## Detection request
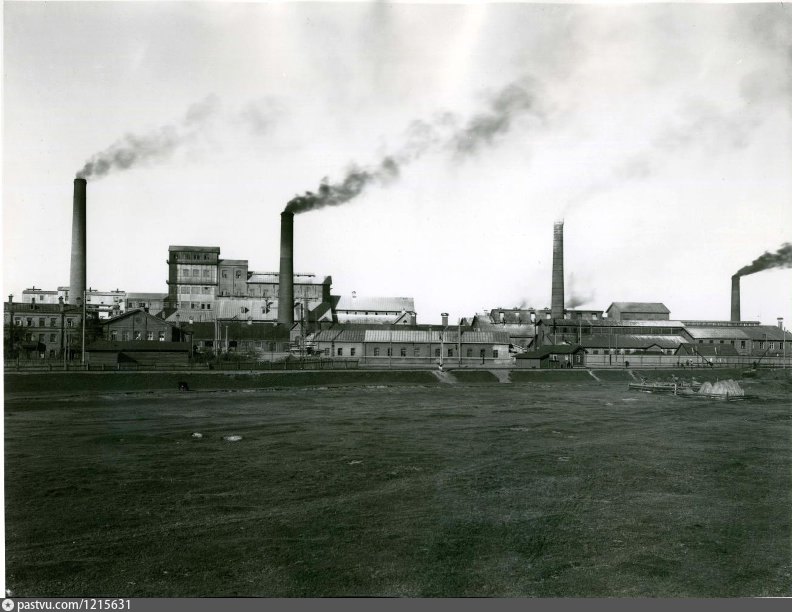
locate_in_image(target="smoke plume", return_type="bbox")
[76,95,221,180]
[734,243,792,277]
[285,77,547,214]
[284,157,400,214]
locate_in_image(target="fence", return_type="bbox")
[3,358,360,372]
[583,353,792,369]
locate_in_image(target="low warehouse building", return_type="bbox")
[361,329,511,366]
[515,345,585,369]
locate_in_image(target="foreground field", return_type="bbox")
[5,380,792,596]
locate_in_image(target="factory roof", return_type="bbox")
[740,326,792,341]
[168,245,220,253]
[126,292,168,300]
[218,259,248,266]
[311,329,368,343]
[547,318,685,328]
[676,343,741,357]
[579,335,686,349]
[606,302,670,314]
[22,288,58,295]
[683,327,751,340]
[103,308,179,327]
[363,329,510,344]
[5,302,81,314]
[247,273,331,285]
[335,296,415,312]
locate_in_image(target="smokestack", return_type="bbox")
[731,275,740,322]
[70,178,87,305]
[441,313,449,327]
[278,211,294,326]
[551,221,564,320]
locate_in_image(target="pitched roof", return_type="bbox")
[126,292,168,300]
[579,335,686,349]
[606,302,670,314]
[335,296,415,312]
[363,329,509,344]
[247,273,330,285]
[103,308,178,328]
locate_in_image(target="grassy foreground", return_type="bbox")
[5,380,792,596]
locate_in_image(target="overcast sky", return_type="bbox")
[4,1,791,325]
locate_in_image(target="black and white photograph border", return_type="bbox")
[3,0,792,601]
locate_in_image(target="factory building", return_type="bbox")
[126,292,168,316]
[4,297,88,359]
[605,302,670,321]
[515,345,586,369]
[19,287,60,305]
[680,322,791,356]
[332,295,416,325]
[100,309,188,343]
[184,321,291,359]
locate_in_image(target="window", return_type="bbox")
[191,303,196,309]
[38,333,44,342]
[67,319,73,328]
[400,347,407,357]
[110,330,118,340]
[235,270,242,279]
[413,347,420,357]
[207,303,212,310]
[387,348,392,357]
[448,348,453,357]
[222,270,228,279]
[14,318,21,326]
[350,348,356,356]
[269,342,276,351]
[159,332,165,341]
[593,349,599,355]
[740,341,746,348]
[435,348,440,357]
[146,331,154,341]
[467,349,473,358]
[337,348,343,356]
[134,331,142,340]
[203,270,211,278]
[373,347,380,356]
[493,350,499,358]
[201,304,205,310]
[193,269,199,277]
[26,317,32,326]
[38,317,45,326]
[50,318,56,327]
[241,307,246,314]
[758,341,765,349]
[122,331,129,341]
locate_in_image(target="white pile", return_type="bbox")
[223,435,243,442]
[698,379,744,397]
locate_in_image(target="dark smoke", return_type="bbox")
[76,95,222,180]
[451,79,544,156]
[286,78,546,214]
[734,243,792,277]
[285,157,399,214]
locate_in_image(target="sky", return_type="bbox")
[3,1,791,325]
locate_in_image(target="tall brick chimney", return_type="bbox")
[70,178,87,305]
[551,221,565,320]
[731,275,740,322]
[278,211,294,326]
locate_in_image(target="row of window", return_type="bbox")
[110,330,166,341]
[588,348,675,355]
[696,339,784,350]
[172,253,217,262]
[334,347,499,358]
[13,317,77,328]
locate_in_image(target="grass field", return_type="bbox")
[5,377,792,597]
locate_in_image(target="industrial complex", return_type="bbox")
[4,179,791,369]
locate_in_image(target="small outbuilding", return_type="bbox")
[515,344,586,369]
